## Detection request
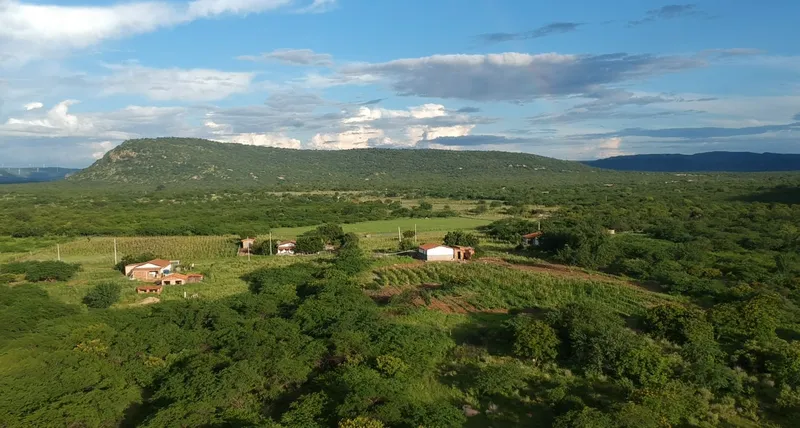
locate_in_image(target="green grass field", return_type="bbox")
[269,216,492,237]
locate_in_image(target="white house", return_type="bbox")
[277,241,296,255]
[417,243,455,261]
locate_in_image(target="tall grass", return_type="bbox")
[374,263,679,315]
[28,236,238,263]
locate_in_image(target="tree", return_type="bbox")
[443,230,479,247]
[398,239,417,252]
[83,283,121,309]
[296,233,325,254]
[510,317,560,363]
[333,245,371,276]
[401,230,415,239]
[115,253,158,273]
[342,232,360,248]
[316,223,345,245]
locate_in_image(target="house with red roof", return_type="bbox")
[125,259,173,281]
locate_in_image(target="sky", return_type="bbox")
[0,0,798,167]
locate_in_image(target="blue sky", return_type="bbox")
[0,0,798,167]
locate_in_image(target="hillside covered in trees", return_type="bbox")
[69,138,603,190]
[584,152,800,172]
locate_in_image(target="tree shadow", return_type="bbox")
[449,312,515,355]
[731,185,800,205]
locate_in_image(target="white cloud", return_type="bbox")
[594,137,628,158]
[102,63,254,101]
[87,140,115,159]
[23,101,43,110]
[228,132,302,149]
[238,48,333,66]
[0,0,325,65]
[294,0,336,13]
[311,103,475,149]
[187,0,292,18]
[0,1,182,65]
[3,100,99,137]
[0,100,183,139]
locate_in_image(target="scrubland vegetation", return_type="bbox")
[1,141,800,426]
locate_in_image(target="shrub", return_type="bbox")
[83,282,122,309]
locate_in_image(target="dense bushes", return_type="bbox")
[1,261,80,282]
[442,230,480,247]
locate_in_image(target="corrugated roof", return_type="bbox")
[522,232,543,239]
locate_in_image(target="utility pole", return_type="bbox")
[269,232,273,256]
[414,224,417,243]
[113,239,118,265]
[57,244,61,261]
[398,227,401,242]
[538,221,541,231]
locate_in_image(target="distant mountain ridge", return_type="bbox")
[0,167,78,184]
[69,137,601,190]
[583,152,800,172]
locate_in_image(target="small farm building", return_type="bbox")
[522,231,543,246]
[239,238,256,256]
[451,245,475,261]
[418,243,455,261]
[187,274,204,283]
[158,273,189,285]
[277,241,296,255]
[136,285,163,294]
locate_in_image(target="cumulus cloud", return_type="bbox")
[308,103,479,150]
[87,140,115,159]
[340,52,703,102]
[0,100,186,139]
[478,22,583,43]
[228,132,302,149]
[2,100,99,137]
[237,48,334,66]
[102,63,254,101]
[23,101,43,110]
